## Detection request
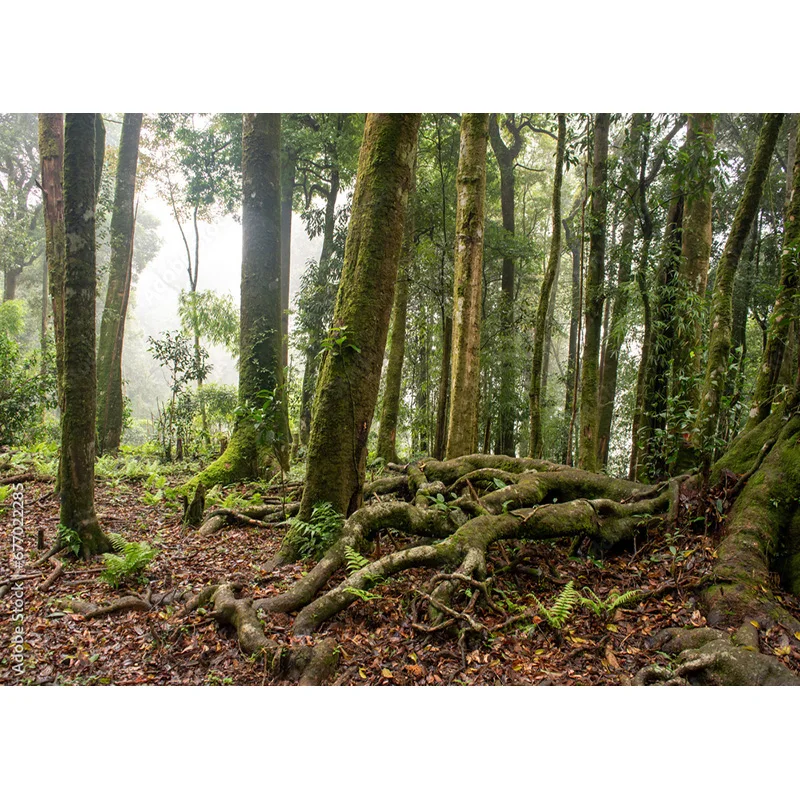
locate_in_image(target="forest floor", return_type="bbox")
[3,461,800,686]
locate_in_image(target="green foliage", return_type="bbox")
[344,545,370,574]
[58,525,83,557]
[99,533,157,589]
[530,581,580,630]
[178,289,239,357]
[0,302,56,447]
[343,586,381,602]
[286,502,343,559]
[580,587,641,617]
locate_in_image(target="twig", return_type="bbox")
[39,558,64,591]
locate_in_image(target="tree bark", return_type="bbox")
[59,114,109,557]
[445,114,490,459]
[296,114,420,525]
[671,113,715,471]
[597,114,647,467]
[529,114,566,457]
[488,115,525,456]
[96,113,143,455]
[280,146,297,372]
[748,120,800,427]
[578,114,610,472]
[377,154,416,463]
[38,114,66,412]
[696,113,784,468]
[186,114,289,492]
[434,314,453,461]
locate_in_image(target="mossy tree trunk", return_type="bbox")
[671,113,715,471]
[296,114,420,527]
[748,121,800,428]
[696,113,784,469]
[597,114,647,467]
[280,144,296,372]
[59,114,110,557]
[298,167,340,447]
[433,314,453,460]
[39,113,66,413]
[488,114,525,456]
[578,113,610,472]
[445,113,490,460]
[96,113,143,455]
[185,114,289,494]
[377,152,417,464]
[529,114,566,457]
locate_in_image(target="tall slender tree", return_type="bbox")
[96,113,143,455]
[377,152,417,463]
[185,114,288,493]
[445,113,489,459]
[59,113,109,557]
[295,114,420,528]
[529,114,566,457]
[696,113,784,467]
[578,113,610,471]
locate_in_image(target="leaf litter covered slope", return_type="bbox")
[2,474,800,686]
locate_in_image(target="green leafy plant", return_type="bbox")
[99,533,157,589]
[344,545,370,574]
[580,587,641,617]
[286,502,343,559]
[58,525,83,557]
[530,581,580,630]
[343,586,381,602]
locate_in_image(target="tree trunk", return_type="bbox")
[671,113,715,471]
[597,114,647,467]
[96,113,143,456]
[748,121,800,427]
[296,114,420,526]
[529,114,566,457]
[298,168,340,447]
[377,155,416,463]
[696,113,784,469]
[578,113,610,472]
[186,114,289,493]
[39,114,66,414]
[489,115,525,456]
[2,268,21,301]
[280,147,296,372]
[561,198,583,466]
[445,113,490,460]
[434,314,453,460]
[59,114,109,557]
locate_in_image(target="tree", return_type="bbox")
[376,151,417,463]
[59,113,110,557]
[293,113,420,534]
[696,113,784,468]
[578,113,610,471]
[185,114,288,493]
[529,114,566,457]
[747,121,800,428]
[96,113,143,455]
[445,114,490,459]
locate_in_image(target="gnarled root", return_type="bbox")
[634,623,800,686]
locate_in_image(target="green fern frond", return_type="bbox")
[531,581,579,629]
[343,586,381,602]
[100,535,157,589]
[344,545,370,574]
[287,502,343,559]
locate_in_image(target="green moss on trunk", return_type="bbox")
[298,114,421,526]
[96,113,143,455]
[60,114,109,557]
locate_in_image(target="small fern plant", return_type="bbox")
[580,587,641,617]
[100,533,157,589]
[287,502,343,559]
[530,581,580,630]
[344,545,370,574]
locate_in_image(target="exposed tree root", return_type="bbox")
[57,594,153,619]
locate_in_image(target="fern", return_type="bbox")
[287,502,343,559]
[531,581,580,630]
[343,586,381,602]
[100,533,157,589]
[344,545,370,574]
[580,586,641,617]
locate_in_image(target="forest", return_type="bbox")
[1,110,800,688]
